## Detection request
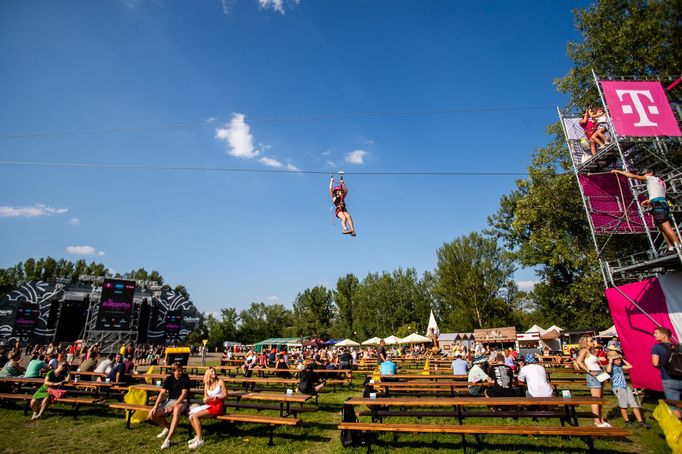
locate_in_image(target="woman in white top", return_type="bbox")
[188,367,227,449]
[576,335,610,427]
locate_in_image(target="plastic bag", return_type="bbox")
[653,400,682,453]
[123,387,149,424]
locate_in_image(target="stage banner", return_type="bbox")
[605,277,681,391]
[601,80,681,137]
[96,279,136,330]
[164,310,181,342]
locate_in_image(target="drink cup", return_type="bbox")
[156,380,162,387]
[562,390,572,399]
[105,377,111,383]
[369,393,377,400]
[286,388,293,395]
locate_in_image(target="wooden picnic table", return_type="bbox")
[345,396,607,426]
[367,374,468,381]
[239,392,316,417]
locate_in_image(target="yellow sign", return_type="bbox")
[202,339,208,346]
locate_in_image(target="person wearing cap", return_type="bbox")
[606,352,649,428]
[517,353,554,397]
[611,168,680,253]
[450,353,469,376]
[468,356,492,396]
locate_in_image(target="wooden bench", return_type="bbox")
[0,393,103,418]
[217,413,300,446]
[337,422,629,453]
[238,392,319,417]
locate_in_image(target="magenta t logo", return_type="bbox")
[601,81,681,137]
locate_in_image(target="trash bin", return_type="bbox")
[165,347,191,366]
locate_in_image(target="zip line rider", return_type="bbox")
[329,172,356,236]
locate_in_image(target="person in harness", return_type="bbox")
[330,172,356,236]
[611,168,680,254]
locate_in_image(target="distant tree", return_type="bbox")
[333,274,360,339]
[292,286,334,338]
[432,232,518,331]
[237,302,294,344]
[174,285,190,299]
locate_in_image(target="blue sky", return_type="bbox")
[0,0,589,315]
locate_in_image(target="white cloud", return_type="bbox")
[220,0,231,15]
[122,0,143,9]
[516,280,539,292]
[69,218,80,226]
[0,204,68,218]
[286,163,300,171]
[259,157,283,168]
[215,113,259,159]
[345,149,367,165]
[66,245,105,256]
[266,295,278,301]
[258,0,299,15]
[326,160,335,167]
[321,149,331,156]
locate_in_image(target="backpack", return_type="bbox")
[663,343,682,379]
[340,402,367,447]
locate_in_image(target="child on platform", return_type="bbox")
[605,352,650,429]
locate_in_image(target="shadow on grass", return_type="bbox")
[214,422,332,444]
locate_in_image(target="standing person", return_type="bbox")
[187,367,227,449]
[611,168,680,253]
[517,353,554,397]
[149,362,191,450]
[329,174,356,236]
[450,353,469,376]
[606,352,650,428]
[652,327,682,419]
[376,340,387,366]
[29,361,70,420]
[576,335,610,427]
[339,348,353,370]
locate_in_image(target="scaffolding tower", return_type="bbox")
[559,70,682,288]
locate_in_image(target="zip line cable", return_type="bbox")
[0,160,528,176]
[0,106,555,140]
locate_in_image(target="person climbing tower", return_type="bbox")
[329,171,356,237]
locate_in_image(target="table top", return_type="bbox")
[346,396,607,407]
[240,392,311,403]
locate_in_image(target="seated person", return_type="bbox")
[24,354,48,378]
[29,361,70,420]
[485,353,517,397]
[339,349,353,370]
[297,363,325,395]
[187,367,227,449]
[468,356,493,395]
[517,353,554,397]
[106,354,125,383]
[0,352,25,378]
[78,352,99,381]
[275,353,292,378]
[149,362,191,450]
[379,353,399,382]
[450,353,469,376]
[94,353,114,376]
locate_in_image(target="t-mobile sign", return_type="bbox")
[601,80,681,137]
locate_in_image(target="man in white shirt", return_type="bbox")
[518,353,554,397]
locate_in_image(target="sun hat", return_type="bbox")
[524,353,537,364]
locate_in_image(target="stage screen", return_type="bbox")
[96,279,135,330]
[164,310,181,341]
[13,302,39,336]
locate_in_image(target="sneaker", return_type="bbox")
[31,413,40,420]
[189,439,205,450]
[599,422,612,428]
[188,437,198,446]
[637,422,651,429]
[624,420,634,426]
[160,438,171,450]
[157,428,169,439]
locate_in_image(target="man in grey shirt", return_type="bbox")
[451,353,469,375]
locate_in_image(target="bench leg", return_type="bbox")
[267,425,275,447]
[73,403,81,420]
[461,434,467,454]
[126,410,135,429]
[584,436,595,454]
[24,399,30,416]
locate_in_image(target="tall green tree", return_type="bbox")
[333,274,360,339]
[488,0,681,329]
[237,302,294,344]
[292,286,334,338]
[432,232,518,331]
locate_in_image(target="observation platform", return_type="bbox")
[606,251,682,285]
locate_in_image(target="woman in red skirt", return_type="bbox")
[187,367,227,449]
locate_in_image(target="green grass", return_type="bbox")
[0,371,672,453]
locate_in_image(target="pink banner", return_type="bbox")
[605,278,677,391]
[601,81,681,137]
[578,173,653,233]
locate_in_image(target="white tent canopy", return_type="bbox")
[362,337,382,346]
[598,325,618,338]
[546,325,564,333]
[399,333,432,344]
[383,335,401,345]
[526,324,546,335]
[336,339,360,347]
[427,310,439,337]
